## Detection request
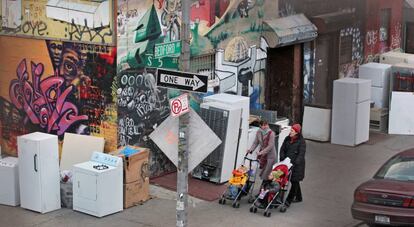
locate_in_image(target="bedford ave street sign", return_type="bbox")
[154,40,181,58]
[156,69,208,93]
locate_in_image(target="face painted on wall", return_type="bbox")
[47,41,63,69]
[60,48,80,86]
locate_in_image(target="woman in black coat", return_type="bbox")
[279,123,306,206]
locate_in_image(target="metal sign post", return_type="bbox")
[177,0,190,226]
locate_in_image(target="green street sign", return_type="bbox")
[154,40,181,58]
[145,54,179,69]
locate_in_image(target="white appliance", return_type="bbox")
[203,94,249,169]
[331,78,371,146]
[18,132,61,213]
[0,157,19,206]
[380,51,414,65]
[73,152,123,217]
[192,102,242,183]
[389,91,414,135]
[302,106,331,142]
[358,63,391,108]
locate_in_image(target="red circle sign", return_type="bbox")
[171,99,182,115]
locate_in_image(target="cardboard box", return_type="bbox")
[111,146,150,208]
[124,179,150,208]
[112,146,150,184]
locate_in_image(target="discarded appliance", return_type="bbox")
[0,157,19,206]
[203,94,250,171]
[192,102,242,183]
[331,78,371,146]
[18,132,61,213]
[72,152,123,217]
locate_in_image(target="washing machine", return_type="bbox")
[72,152,123,217]
[0,157,19,206]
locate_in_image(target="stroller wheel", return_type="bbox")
[222,199,226,205]
[280,206,287,213]
[218,199,223,204]
[249,207,254,213]
[235,202,240,208]
[266,212,271,217]
[253,207,257,213]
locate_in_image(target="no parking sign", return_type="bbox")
[169,93,189,117]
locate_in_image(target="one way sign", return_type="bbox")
[156,69,208,93]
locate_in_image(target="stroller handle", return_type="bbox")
[244,154,259,162]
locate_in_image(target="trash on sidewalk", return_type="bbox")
[111,146,150,208]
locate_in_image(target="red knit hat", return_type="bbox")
[292,124,301,133]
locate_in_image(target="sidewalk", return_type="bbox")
[1,133,413,227]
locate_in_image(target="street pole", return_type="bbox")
[177,0,190,226]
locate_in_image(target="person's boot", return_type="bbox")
[292,197,302,203]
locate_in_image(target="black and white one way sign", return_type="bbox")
[156,69,208,93]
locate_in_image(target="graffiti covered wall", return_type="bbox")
[0,36,117,156]
[364,0,403,62]
[339,26,364,78]
[117,0,279,176]
[0,0,114,44]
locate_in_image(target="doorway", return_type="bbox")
[406,22,414,54]
[265,45,302,123]
[313,33,339,107]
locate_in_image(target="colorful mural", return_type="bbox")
[0,36,117,156]
[0,0,114,44]
[117,0,278,176]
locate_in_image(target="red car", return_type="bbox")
[351,148,414,226]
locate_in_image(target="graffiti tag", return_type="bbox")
[2,20,48,36]
[67,19,113,43]
[9,59,88,135]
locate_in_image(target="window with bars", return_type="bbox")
[190,52,216,79]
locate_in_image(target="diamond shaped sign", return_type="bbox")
[149,108,221,173]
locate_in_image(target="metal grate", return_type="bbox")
[190,52,216,80]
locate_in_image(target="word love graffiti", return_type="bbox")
[9,59,88,135]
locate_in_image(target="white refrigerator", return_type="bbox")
[18,132,61,213]
[203,94,250,169]
[331,78,371,146]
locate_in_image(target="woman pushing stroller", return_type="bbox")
[246,120,276,183]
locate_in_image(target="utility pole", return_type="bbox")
[177,0,190,226]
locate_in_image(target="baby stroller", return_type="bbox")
[249,158,292,217]
[218,156,259,208]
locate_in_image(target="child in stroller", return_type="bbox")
[250,158,292,217]
[219,156,259,208]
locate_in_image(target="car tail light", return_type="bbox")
[355,190,368,203]
[402,198,411,207]
[410,198,414,208]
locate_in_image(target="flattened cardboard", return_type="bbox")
[60,133,105,171]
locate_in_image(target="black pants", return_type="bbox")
[287,181,302,202]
